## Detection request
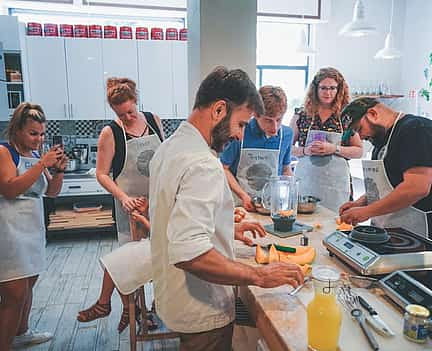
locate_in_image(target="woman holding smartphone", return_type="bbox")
[0,102,67,350]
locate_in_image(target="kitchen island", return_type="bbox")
[235,206,431,351]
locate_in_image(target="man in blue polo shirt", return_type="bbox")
[220,86,294,211]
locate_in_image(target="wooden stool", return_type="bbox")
[128,285,179,351]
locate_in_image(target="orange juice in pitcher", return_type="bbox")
[307,265,342,351]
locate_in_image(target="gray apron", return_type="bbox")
[363,112,431,237]
[0,153,48,282]
[114,121,161,245]
[236,128,282,201]
[295,120,350,212]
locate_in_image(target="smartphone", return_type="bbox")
[52,135,63,148]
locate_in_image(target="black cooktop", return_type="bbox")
[345,227,432,255]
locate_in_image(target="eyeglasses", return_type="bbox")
[318,85,338,92]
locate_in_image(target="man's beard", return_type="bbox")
[211,110,233,152]
[368,123,387,147]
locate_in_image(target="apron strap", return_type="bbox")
[143,112,163,142]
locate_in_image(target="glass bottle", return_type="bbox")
[307,265,342,351]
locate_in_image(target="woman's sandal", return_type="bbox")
[77,300,111,322]
[118,305,158,333]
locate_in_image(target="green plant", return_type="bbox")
[420,53,432,102]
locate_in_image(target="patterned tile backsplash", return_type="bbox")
[0,119,184,144]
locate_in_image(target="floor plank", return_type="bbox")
[19,233,179,351]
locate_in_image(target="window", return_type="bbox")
[256,21,310,123]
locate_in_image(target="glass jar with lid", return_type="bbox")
[403,304,430,343]
[307,265,342,351]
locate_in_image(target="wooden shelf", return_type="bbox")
[352,94,404,99]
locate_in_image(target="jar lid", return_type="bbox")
[312,265,340,282]
[405,304,430,318]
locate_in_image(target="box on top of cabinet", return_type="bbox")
[0,15,20,51]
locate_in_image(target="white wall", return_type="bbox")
[400,0,432,116]
[313,0,405,99]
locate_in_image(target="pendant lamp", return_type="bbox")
[296,25,316,56]
[375,0,401,59]
[339,0,376,37]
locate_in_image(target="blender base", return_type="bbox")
[263,222,313,238]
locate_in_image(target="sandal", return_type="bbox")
[77,300,111,322]
[117,306,158,333]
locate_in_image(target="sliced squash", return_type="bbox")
[255,245,269,264]
[278,246,316,265]
[337,222,353,231]
[299,263,312,276]
[268,244,279,263]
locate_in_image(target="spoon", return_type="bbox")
[288,276,312,296]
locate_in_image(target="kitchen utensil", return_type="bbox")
[350,225,390,244]
[298,195,320,214]
[65,158,81,172]
[262,176,299,232]
[347,275,379,289]
[358,295,395,337]
[252,243,297,253]
[338,285,380,350]
[289,276,311,296]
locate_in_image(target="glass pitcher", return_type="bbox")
[262,175,299,231]
[307,265,342,351]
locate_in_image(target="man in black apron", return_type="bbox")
[339,97,432,238]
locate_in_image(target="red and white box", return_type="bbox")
[179,28,188,41]
[44,23,58,37]
[165,28,178,40]
[74,24,89,38]
[119,26,133,39]
[27,22,42,36]
[136,27,149,40]
[151,27,164,40]
[60,24,74,37]
[89,25,102,38]
[104,25,118,39]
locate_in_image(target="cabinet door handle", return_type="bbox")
[68,186,81,189]
[175,103,178,117]
[70,104,73,119]
[63,104,67,119]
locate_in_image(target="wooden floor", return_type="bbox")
[20,232,179,351]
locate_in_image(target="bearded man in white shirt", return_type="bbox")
[149,67,304,351]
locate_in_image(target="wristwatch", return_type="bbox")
[335,145,341,155]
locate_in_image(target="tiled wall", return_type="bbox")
[0,119,184,142]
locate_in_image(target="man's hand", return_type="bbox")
[120,195,137,213]
[340,206,371,226]
[234,220,266,246]
[240,193,255,212]
[339,201,357,215]
[255,262,304,288]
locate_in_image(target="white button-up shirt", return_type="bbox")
[149,121,235,333]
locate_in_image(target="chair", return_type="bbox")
[128,285,179,351]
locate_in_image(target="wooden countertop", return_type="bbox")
[235,206,431,351]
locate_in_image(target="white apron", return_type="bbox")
[363,113,432,238]
[0,153,48,282]
[236,127,283,199]
[114,121,161,245]
[295,119,350,212]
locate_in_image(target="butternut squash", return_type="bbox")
[278,246,316,265]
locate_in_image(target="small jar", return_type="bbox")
[403,304,430,343]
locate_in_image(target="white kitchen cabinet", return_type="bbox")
[0,15,20,51]
[102,40,138,120]
[25,37,69,120]
[137,41,174,118]
[171,41,188,118]
[65,39,105,120]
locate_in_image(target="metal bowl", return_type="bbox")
[298,195,320,214]
[65,158,81,172]
[252,196,270,215]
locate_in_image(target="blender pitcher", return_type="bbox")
[262,176,299,232]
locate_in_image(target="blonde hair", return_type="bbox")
[6,102,46,145]
[258,85,287,117]
[304,67,350,117]
[106,77,137,107]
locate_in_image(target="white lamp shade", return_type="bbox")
[339,0,376,37]
[296,28,316,55]
[375,33,401,59]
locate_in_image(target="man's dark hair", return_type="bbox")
[193,66,264,115]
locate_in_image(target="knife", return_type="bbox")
[358,296,395,337]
